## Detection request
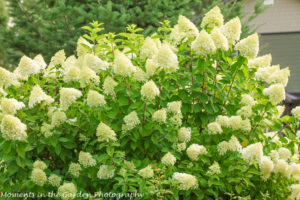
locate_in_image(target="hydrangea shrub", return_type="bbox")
[0,6,300,200]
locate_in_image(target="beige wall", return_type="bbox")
[244,0,300,33]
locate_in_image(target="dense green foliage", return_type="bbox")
[0,0,267,68]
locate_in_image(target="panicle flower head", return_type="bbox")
[221,17,241,45]
[41,122,53,138]
[87,90,106,107]
[229,116,243,130]
[207,122,223,134]
[177,142,187,152]
[240,94,255,107]
[191,30,216,57]
[79,66,100,87]
[96,122,117,142]
[186,144,207,161]
[68,162,81,177]
[154,44,178,72]
[255,65,279,82]
[51,110,67,127]
[269,67,290,86]
[263,83,285,105]
[84,54,108,73]
[78,151,96,168]
[274,105,285,118]
[123,111,140,131]
[207,162,221,175]
[133,67,147,82]
[1,114,27,141]
[103,76,118,97]
[178,127,191,142]
[235,33,259,59]
[64,66,80,83]
[248,54,272,69]
[167,101,182,114]
[58,183,77,200]
[290,163,300,179]
[140,37,159,59]
[217,141,230,155]
[291,106,300,120]
[33,160,47,170]
[145,59,159,77]
[242,142,263,163]
[113,50,136,77]
[260,156,274,181]
[141,80,160,101]
[14,56,41,80]
[237,106,252,118]
[216,115,230,128]
[29,85,54,108]
[170,113,183,126]
[161,152,177,166]
[228,136,242,152]
[48,174,61,187]
[269,150,279,163]
[201,6,224,29]
[60,88,82,110]
[77,37,92,57]
[31,169,47,187]
[273,159,290,178]
[33,54,47,70]
[289,184,300,200]
[152,109,167,123]
[138,165,154,178]
[170,15,199,42]
[211,28,228,51]
[97,165,115,180]
[0,98,25,114]
[172,172,198,190]
[278,147,291,161]
[0,67,19,88]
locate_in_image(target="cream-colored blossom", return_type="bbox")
[173,172,198,190]
[186,144,207,161]
[60,88,82,110]
[260,156,274,181]
[97,165,115,180]
[263,83,285,105]
[1,114,27,141]
[0,98,25,114]
[87,90,106,107]
[207,122,222,134]
[292,106,300,120]
[217,141,230,155]
[78,151,96,168]
[170,15,199,42]
[77,37,92,57]
[154,44,178,72]
[84,54,108,73]
[141,80,160,101]
[152,109,167,123]
[191,30,216,57]
[274,105,285,118]
[237,106,252,118]
[235,33,259,59]
[241,142,263,163]
[278,147,291,161]
[178,127,191,142]
[113,50,136,77]
[123,111,140,131]
[289,184,300,200]
[68,162,81,177]
[29,85,54,108]
[140,37,159,59]
[31,168,47,186]
[240,94,255,107]
[58,183,77,200]
[96,122,117,142]
[51,110,67,127]
[248,54,272,69]
[41,122,53,138]
[79,66,100,87]
[170,113,183,126]
[207,162,221,175]
[269,150,279,163]
[103,76,118,97]
[0,67,19,88]
[240,119,252,132]
[221,17,241,45]
[145,59,159,77]
[138,165,154,178]
[201,6,224,29]
[161,152,177,166]
[229,116,242,130]
[228,136,242,152]
[177,142,187,152]
[268,67,290,86]
[33,160,47,170]
[14,56,41,80]
[133,67,147,82]
[167,101,182,114]
[48,174,61,187]
[33,54,47,70]
[216,115,230,128]
[273,159,290,178]
[211,28,228,51]
[64,66,80,83]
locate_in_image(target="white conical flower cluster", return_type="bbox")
[29,85,54,108]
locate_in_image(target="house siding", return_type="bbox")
[244,0,300,33]
[259,33,300,92]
